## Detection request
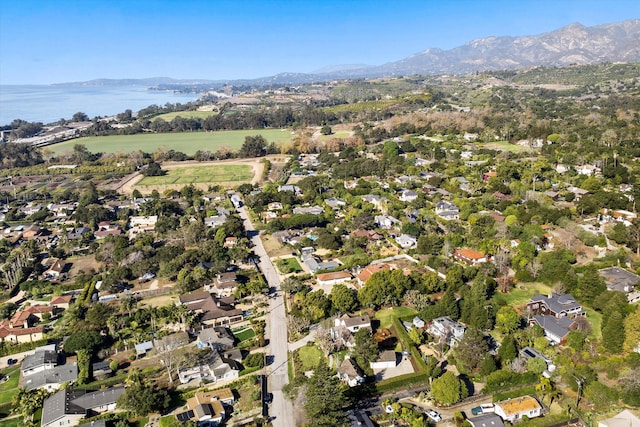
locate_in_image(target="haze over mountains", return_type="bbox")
[61,19,640,88]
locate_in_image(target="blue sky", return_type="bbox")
[1,0,639,85]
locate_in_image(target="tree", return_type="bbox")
[240,135,267,157]
[304,361,349,427]
[281,277,307,295]
[64,330,102,354]
[330,284,358,313]
[496,306,521,334]
[431,371,468,405]
[142,161,164,176]
[353,328,378,368]
[72,112,89,122]
[117,382,171,416]
[602,311,625,353]
[498,334,518,364]
[358,269,411,307]
[526,357,547,375]
[624,306,640,352]
[453,328,488,374]
[320,125,332,135]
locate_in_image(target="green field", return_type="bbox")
[296,345,323,370]
[137,165,253,186]
[476,140,532,153]
[50,129,292,155]
[375,307,417,329]
[152,110,218,121]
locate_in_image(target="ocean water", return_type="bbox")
[0,85,200,126]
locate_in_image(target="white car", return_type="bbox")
[385,405,394,413]
[427,410,442,422]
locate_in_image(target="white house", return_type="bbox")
[334,314,371,333]
[428,316,466,347]
[494,396,542,423]
[370,350,398,370]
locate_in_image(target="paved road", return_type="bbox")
[237,203,295,427]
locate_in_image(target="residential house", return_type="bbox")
[50,295,73,310]
[22,347,58,376]
[267,202,283,211]
[598,410,640,427]
[399,189,419,202]
[94,222,122,239]
[175,388,235,426]
[324,197,346,210]
[44,258,67,280]
[134,341,154,357]
[428,316,466,347]
[435,201,460,220]
[351,229,383,241]
[362,194,387,211]
[24,362,78,391]
[334,314,371,333]
[206,272,238,297]
[494,396,542,423]
[375,214,399,229]
[180,291,243,327]
[128,215,157,238]
[527,294,585,319]
[177,349,240,384]
[204,214,227,228]
[0,323,43,343]
[197,326,235,350]
[8,309,38,329]
[454,248,489,266]
[576,164,601,175]
[468,414,505,427]
[529,315,575,345]
[567,186,590,201]
[370,350,398,370]
[599,267,639,302]
[41,387,124,427]
[293,205,324,215]
[67,226,91,241]
[395,234,417,249]
[223,237,237,248]
[316,271,353,286]
[277,185,301,195]
[337,357,366,387]
[22,224,42,240]
[357,263,391,286]
[47,202,77,218]
[91,361,113,378]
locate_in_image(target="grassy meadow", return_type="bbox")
[137,164,253,186]
[50,129,293,155]
[152,110,218,121]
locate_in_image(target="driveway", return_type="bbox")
[372,353,415,381]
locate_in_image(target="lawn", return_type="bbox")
[137,164,253,186]
[476,140,532,153]
[375,307,418,329]
[49,128,293,155]
[233,327,256,342]
[0,417,22,427]
[0,367,20,408]
[152,110,217,122]
[318,130,352,141]
[492,282,553,307]
[296,345,323,371]
[275,257,302,274]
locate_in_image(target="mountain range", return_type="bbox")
[59,19,640,87]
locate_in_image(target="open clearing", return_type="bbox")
[137,164,253,186]
[152,110,217,121]
[476,140,533,153]
[122,158,264,194]
[49,129,293,155]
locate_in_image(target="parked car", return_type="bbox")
[426,410,441,422]
[264,392,273,404]
[7,358,17,366]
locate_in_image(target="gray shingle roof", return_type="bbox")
[529,293,582,316]
[22,350,57,373]
[70,387,124,410]
[24,362,77,391]
[41,389,86,427]
[532,315,574,341]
